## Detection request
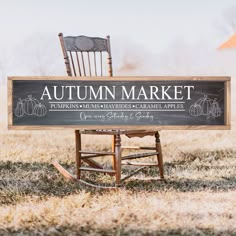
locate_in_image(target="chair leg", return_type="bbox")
[155,132,164,179]
[75,130,82,179]
[115,134,121,187]
[112,135,116,170]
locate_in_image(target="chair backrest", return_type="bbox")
[58,33,113,77]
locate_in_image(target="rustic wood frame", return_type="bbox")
[8,76,231,130]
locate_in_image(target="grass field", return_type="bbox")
[0,85,236,235]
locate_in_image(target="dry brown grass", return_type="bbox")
[1,85,236,235]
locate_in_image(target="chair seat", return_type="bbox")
[78,129,157,137]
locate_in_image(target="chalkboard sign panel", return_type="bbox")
[8,76,231,130]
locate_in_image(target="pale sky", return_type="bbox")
[0,0,235,53]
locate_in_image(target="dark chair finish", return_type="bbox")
[53,33,164,188]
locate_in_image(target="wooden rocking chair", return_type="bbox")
[53,33,164,188]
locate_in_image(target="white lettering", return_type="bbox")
[40,86,52,100]
[184,86,194,100]
[121,86,135,100]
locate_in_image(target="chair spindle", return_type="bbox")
[94,52,97,76]
[75,52,82,76]
[100,52,103,76]
[87,52,92,76]
[69,51,77,76]
[81,52,86,76]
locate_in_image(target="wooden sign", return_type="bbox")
[8,76,231,130]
